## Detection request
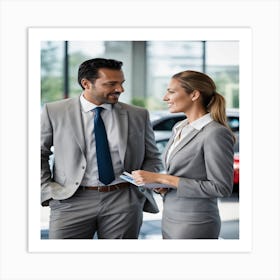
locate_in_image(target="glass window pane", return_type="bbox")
[206,41,239,108]
[146,41,204,110]
[41,41,64,104]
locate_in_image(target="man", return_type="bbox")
[41,58,162,239]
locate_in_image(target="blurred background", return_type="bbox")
[41,40,239,109]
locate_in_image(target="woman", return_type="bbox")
[132,70,234,239]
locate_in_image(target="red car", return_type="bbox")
[233,153,239,182]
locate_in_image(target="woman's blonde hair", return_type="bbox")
[172,70,232,132]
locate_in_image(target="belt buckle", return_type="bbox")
[97,186,103,192]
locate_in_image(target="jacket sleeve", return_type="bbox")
[141,110,163,173]
[41,104,62,206]
[177,126,234,198]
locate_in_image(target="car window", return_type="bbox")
[154,115,239,132]
[153,116,186,131]
[227,116,239,132]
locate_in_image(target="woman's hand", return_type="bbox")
[132,170,179,189]
[132,170,158,185]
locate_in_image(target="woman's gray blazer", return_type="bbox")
[162,120,234,239]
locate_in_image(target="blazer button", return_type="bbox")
[75,182,79,186]
[82,166,85,169]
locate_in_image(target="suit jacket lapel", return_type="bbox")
[113,103,128,165]
[165,128,200,169]
[162,131,175,166]
[66,97,86,154]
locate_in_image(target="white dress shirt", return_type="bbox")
[79,94,124,186]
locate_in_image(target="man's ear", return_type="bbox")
[81,78,91,90]
[191,90,200,101]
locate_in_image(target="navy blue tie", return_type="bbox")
[93,107,115,185]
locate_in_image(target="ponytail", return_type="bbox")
[208,92,235,142]
[207,92,227,126]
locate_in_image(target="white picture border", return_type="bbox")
[28,27,252,253]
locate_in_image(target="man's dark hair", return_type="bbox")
[78,58,123,89]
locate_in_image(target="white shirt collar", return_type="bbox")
[80,93,112,112]
[174,113,213,132]
[190,113,213,130]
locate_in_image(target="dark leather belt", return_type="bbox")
[80,182,131,192]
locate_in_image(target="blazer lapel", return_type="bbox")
[165,128,200,169]
[113,103,128,165]
[162,131,176,166]
[66,97,86,154]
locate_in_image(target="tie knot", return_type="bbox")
[94,107,104,116]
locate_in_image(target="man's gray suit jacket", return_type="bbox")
[41,96,162,213]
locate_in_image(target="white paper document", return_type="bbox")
[120,171,174,189]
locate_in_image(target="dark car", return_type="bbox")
[150,109,239,193]
[151,108,239,132]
